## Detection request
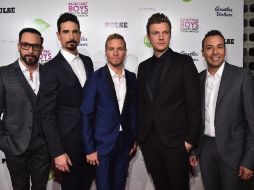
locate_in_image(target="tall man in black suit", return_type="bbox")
[189,30,254,190]
[0,28,50,190]
[40,13,94,190]
[137,13,201,190]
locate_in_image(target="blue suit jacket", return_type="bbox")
[81,65,137,156]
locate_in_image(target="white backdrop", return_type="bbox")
[0,0,243,189]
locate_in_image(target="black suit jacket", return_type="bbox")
[137,48,201,147]
[0,60,42,156]
[197,62,254,169]
[40,52,94,158]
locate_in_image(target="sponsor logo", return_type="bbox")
[139,8,157,11]
[33,19,50,32]
[79,36,88,47]
[215,6,233,17]
[139,7,168,12]
[0,7,15,13]
[180,18,199,33]
[39,49,52,64]
[225,38,234,44]
[180,50,199,62]
[68,2,88,17]
[105,22,128,28]
[144,36,152,48]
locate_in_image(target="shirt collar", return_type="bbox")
[207,61,225,78]
[18,58,39,73]
[107,64,125,78]
[153,48,169,63]
[60,48,79,63]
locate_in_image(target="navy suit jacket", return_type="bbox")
[81,65,137,156]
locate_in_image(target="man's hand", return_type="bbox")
[239,165,253,180]
[86,151,99,166]
[185,141,193,153]
[189,155,199,167]
[55,153,72,172]
[129,142,138,156]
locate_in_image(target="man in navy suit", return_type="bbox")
[40,13,94,190]
[81,33,137,190]
[190,30,254,190]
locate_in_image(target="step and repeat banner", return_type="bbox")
[0,0,243,189]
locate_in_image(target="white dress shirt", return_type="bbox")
[204,62,225,137]
[18,59,40,95]
[60,49,86,87]
[108,64,126,131]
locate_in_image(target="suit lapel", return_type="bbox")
[13,61,36,106]
[200,71,206,124]
[144,59,154,103]
[216,62,230,108]
[104,65,120,115]
[122,70,131,115]
[58,52,82,88]
[80,54,90,78]
[158,49,173,88]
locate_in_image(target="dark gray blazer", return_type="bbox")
[198,62,254,170]
[0,60,38,156]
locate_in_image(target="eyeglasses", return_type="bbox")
[20,42,42,51]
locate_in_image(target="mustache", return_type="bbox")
[66,40,78,45]
[24,55,37,59]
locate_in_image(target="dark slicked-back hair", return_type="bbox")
[19,28,43,45]
[146,13,171,35]
[105,33,127,50]
[202,30,225,50]
[57,12,80,33]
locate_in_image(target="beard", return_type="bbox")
[20,54,39,66]
[66,40,78,51]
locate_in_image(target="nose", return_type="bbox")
[27,46,34,53]
[159,33,164,40]
[213,47,218,54]
[113,49,118,56]
[69,32,74,40]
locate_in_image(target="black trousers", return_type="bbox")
[5,136,51,190]
[61,147,95,190]
[141,132,189,190]
[199,136,243,190]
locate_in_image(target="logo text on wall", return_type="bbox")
[215,6,233,17]
[105,22,128,28]
[79,36,88,47]
[0,7,15,13]
[39,50,52,64]
[180,18,199,33]
[181,51,199,62]
[68,2,88,17]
